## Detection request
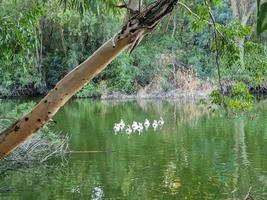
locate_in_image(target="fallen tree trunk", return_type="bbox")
[0,0,179,159]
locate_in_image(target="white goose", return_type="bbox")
[152,120,158,131]
[113,123,120,135]
[158,116,164,127]
[144,119,150,130]
[118,119,125,131]
[132,121,138,132]
[137,122,144,135]
[125,125,132,136]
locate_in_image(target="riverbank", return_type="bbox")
[100,89,212,100]
[0,86,214,101]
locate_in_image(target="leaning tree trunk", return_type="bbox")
[0,0,179,159]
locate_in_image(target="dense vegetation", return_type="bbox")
[0,0,266,99]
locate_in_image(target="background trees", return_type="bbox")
[230,0,256,65]
[0,0,266,98]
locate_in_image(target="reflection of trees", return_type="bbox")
[172,101,205,127]
[163,161,181,194]
[136,99,209,131]
[231,119,251,199]
[230,117,267,199]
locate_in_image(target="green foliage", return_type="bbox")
[209,89,223,105]
[0,0,45,96]
[244,41,267,85]
[221,21,252,39]
[202,2,263,112]
[191,5,209,32]
[218,21,252,67]
[0,0,266,102]
[227,82,254,110]
[210,0,222,6]
[0,1,42,61]
[257,0,267,35]
[4,102,36,119]
[76,82,101,98]
[218,22,266,87]
[59,0,122,15]
[105,53,137,94]
[209,81,254,111]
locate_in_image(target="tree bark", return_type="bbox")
[0,0,179,159]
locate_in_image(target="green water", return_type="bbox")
[0,99,267,199]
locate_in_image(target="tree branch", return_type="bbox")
[204,0,225,107]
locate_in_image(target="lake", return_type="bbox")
[0,99,267,199]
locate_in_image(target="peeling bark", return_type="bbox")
[0,0,179,159]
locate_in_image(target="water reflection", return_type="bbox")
[0,99,266,199]
[91,186,104,200]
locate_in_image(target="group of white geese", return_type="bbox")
[113,117,164,135]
